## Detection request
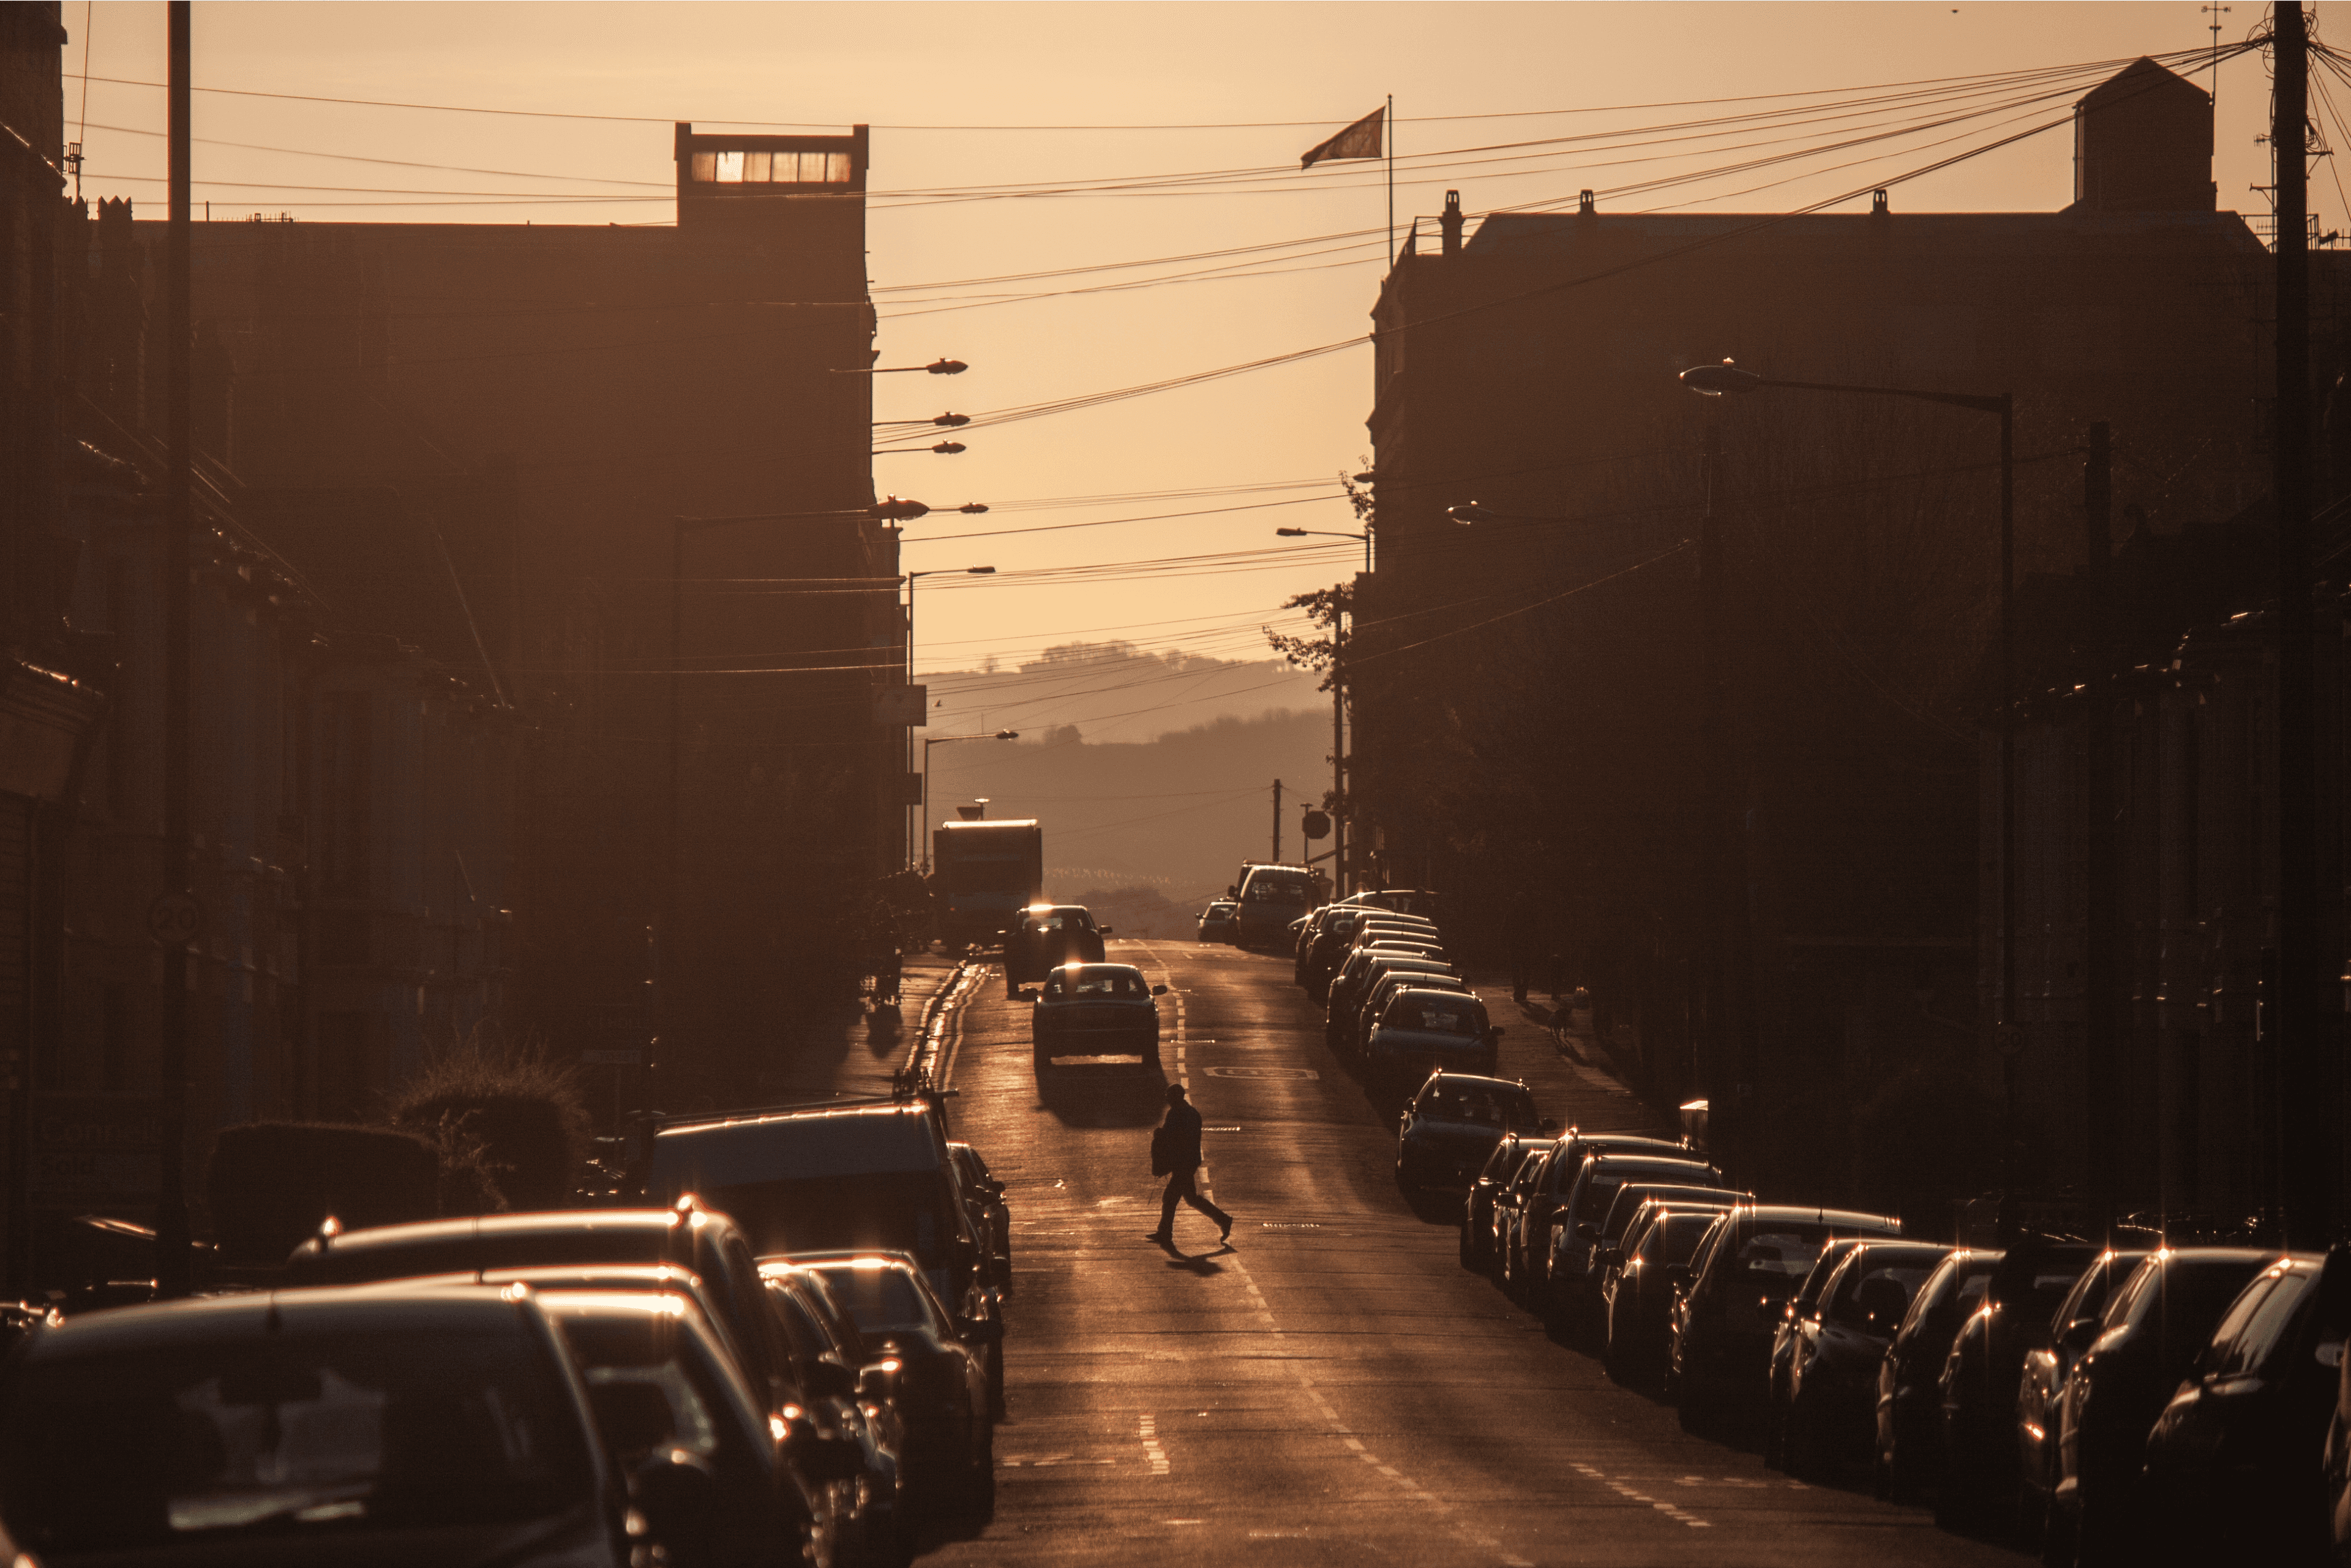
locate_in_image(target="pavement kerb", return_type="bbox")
[901,951,979,1082]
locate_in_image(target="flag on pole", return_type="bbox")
[1300,106,1384,169]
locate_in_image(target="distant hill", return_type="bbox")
[923,706,1334,909]
[921,640,1324,746]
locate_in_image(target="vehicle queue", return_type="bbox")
[1276,893,2351,1566]
[0,1089,1014,1568]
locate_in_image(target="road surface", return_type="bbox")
[899,938,2015,1567]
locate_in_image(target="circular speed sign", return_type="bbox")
[1300,809,1332,841]
[146,891,206,948]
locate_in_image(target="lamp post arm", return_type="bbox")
[1752,377,2007,417]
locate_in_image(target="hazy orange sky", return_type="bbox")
[66,2,2304,674]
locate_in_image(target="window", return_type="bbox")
[714,150,744,184]
[690,151,716,182]
[743,151,771,182]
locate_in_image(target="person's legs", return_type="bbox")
[1153,1172,1183,1238]
[1184,1186,1233,1236]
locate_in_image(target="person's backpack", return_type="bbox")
[1150,1122,1172,1177]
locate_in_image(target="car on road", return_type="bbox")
[1231,864,1324,949]
[1932,1239,2099,1529]
[948,1142,1011,1298]
[1197,901,1239,944]
[1669,1204,1905,1431]
[1463,1134,1551,1275]
[1003,904,1107,997]
[1540,1155,1729,1334]
[1871,1246,2001,1500]
[1763,1237,1868,1465]
[1507,1133,1692,1308]
[772,1253,998,1523]
[1030,962,1166,1070]
[0,1284,696,1568]
[1780,1240,1949,1482]
[1605,1202,1742,1388]
[2045,1246,2272,1565]
[1327,952,1458,1061]
[2013,1248,2150,1545]
[1394,1071,1553,1198]
[1363,986,1501,1093]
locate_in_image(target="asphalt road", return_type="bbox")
[900,938,2017,1567]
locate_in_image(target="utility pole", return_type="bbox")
[2273,0,2336,1248]
[2082,422,2120,1233]
[156,0,193,1298]
[1698,419,1730,1122]
[1332,658,1347,896]
[1272,779,1283,865]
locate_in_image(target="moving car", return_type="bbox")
[1394,1071,1553,1198]
[1231,864,1323,950]
[1197,901,1239,944]
[1030,962,1166,1070]
[771,1253,997,1523]
[0,1285,698,1568]
[1002,904,1106,997]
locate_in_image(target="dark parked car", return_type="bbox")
[1504,1133,1689,1307]
[1032,962,1166,1070]
[762,1265,916,1568]
[0,1285,684,1568]
[1395,1072,1551,1198]
[1932,1239,2100,1528]
[947,1142,1011,1299]
[2047,1247,2271,1565]
[1003,904,1106,996]
[1462,1133,1550,1275]
[1198,901,1239,945]
[1872,1247,2002,1501]
[1670,1204,1905,1430]
[541,1286,837,1568]
[2148,1249,2349,1562]
[1364,987,1501,1095]
[1605,1201,1743,1387]
[1300,908,1368,998]
[1541,1155,1729,1335]
[1764,1238,1869,1467]
[1329,953,1458,1060]
[1782,1241,1950,1481]
[774,1253,997,1522]
[2014,1248,2151,1545]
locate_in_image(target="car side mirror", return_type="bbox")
[1577,1223,1599,1242]
[1596,1246,1623,1272]
[958,1315,1005,1346]
[1152,985,1168,996]
[2321,1340,2345,1371]
[2061,1317,2101,1352]
[1099,926,1114,936]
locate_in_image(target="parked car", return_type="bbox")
[1232,864,1322,950]
[1463,1134,1549,1274]
[1782,1241,1950,1481]
[1327,953,1458,1060]
[1606,1201,1745,1388]
[2148,1248,2349,1561]
[1764,1238,1869,1466]
[1300,908,1368,998]
[1198,901,1239,945]
[773,1253,997,1523]
[1363,987,1501,1094]
[1488,1138,1558,1290]
[1871,1247,2003,1501]
[1031,962,1166,1070]
[2014,1248,2151,1545]
[1510,1135,1695,1309]
[1395,1072,1552,1198]
[540,1286,838,1568]
[1346,968,1469,1068]
[1670,1204,1905,1431]
[1002,904,1106,996]
[0,1285,688,1568]
[947,1142,1011,1298]
[1541,1155,1730,1335]
[2046,1247,2272,1566]
[1933,1239,2100,1529]
[760,1264,915,1567]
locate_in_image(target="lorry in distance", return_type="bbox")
[933,819,1044,948]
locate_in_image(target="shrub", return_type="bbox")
[390,1038,591,1214]
[207,1122,438,1264]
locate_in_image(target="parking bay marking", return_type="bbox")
[1201,1065,1318,1081]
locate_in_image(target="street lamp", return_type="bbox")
[1274,525,1373,574]
[874,413,970,427]
[904,566,998,863]
[1676,356,2015,1166]
[833,358,968,375]
[871,442,967,457]
[921,730,1020,872]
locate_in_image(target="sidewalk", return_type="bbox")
[1470,969,1663,1131]
[749,950,965,1106]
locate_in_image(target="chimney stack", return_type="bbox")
[1439,190,1465,257]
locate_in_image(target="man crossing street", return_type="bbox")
[1147,1083,1232,1245]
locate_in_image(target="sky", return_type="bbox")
[61,2,2316,675]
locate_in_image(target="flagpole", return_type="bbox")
[1385,94,1395,276]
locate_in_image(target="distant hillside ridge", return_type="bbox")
[920,640,1322,747]
[923,706,1333,904]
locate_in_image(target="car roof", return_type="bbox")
[1390,984,1477,999]
[20,1282,543,1357]
[1727,1202,1904,1232]
[290,1207,691,1270]
[1419,1071,1532,1093]
[1050,962,1147,980]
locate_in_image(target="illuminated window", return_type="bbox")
[744,151,771,182]
[824,151,851,182]
[690,151,716,182]
[715,149,745,184]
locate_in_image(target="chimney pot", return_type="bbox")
[1439,190,1465,257]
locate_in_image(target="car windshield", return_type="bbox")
[1026,910,1089,932]
[1653,1212,1719,1266]
[1243,877,1312,904]
[1044,969,1147,999]
[702,1169,956,1268]
[552,1311,741,1470]
[1414,1082,1537,1129]
[806,1266,946,1340]
[1387,996,1483,1036]
[1734,1229,1835,1302]
[0,1325,589,1554]
[1829,1260,1941,1334]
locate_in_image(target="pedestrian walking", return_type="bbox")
[1147,1083,1232,1245]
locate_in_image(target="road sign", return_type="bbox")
[1995,1023,2027,1057]
[29,1093,161,1207]
[1301,809,1331,841]
[581,1049,643,1067]
[144,891,204,947]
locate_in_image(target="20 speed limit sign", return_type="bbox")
[146,892,205,947]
